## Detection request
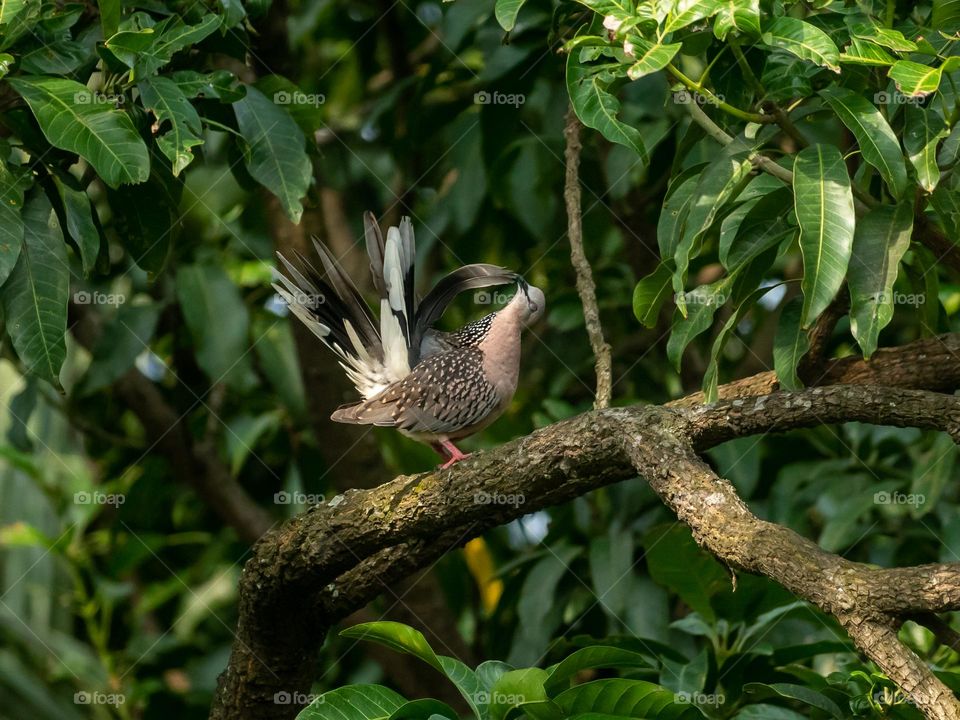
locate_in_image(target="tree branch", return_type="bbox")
[564,106,612,409]
[210,341,960,718]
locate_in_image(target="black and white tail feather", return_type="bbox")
[272,211,517,402]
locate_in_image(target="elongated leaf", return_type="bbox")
[743,683,843,718]
[566,52,646,162]
[849,23,916,52]
[847,203,913,358]
[904,104,947,193]
[545,647,657,694]
[703,283,773,401]
[494,0,526,31]
[233,86,312,223]
[171,69,245,102]
[77,302,159,396]
[820,86,907,198]
[673,150,753,315]
[98,0,120,37]
[773,297,809,390]
[139,76,203,175]
[8,76,149,187]
[666,278,730,370]
[1,191,69,387]
[839,37,895,67]
[644,525,727,622]
[0,0,29,26]
[657,171,700,259]
[107,173,178,275]
[0,163,28,285]
[889,58,960,97]
[719,187,793,270]
[52,176,99,275]
[106,14,220,78]
[793,144,855,327]
[762,17,840,73]
[296,685,406,720]
[341,622,487,719]
[625,38,681,80]
[663,0,721,34]
[713,0,760,40]
[175,263,253,387]
[555,679,700,718]
[489,668,548,720]
[633,262,672,328]
[933,0,960,28]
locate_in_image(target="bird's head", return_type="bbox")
[513,278,545,326]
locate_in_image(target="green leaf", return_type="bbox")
[341,622,443,673]
[743,683,843,718]
[659,648,707,696]
[139,76,203,175]
[98,0,120,37]
[663,0,721,35]
[566,51,647,162]
[839,37,896,67]
[847,203,913,359]
[8,76,150,188]
[0,163,28,285]
[341,622,487,719]
[107,174,178,275]
[233,86,312,223]
[672,149,753,315]
[848,23,916,52]
[170,69,245,102]
[793,144,855,327]
[296,685,407,720]
[719,187,793,271]
[666,278,730,371]
[175,263,253,387]
[633,262,673,328]
[494,0,526,31]
[0,191,69,387]
[546,647,657,694]
[489,668,548,720]
[644,525,728,622]
[625,38,682,80]
[904,104,947,193]
[819,86,908,199]
[888,58,960,97]
[0,52,12,78]
[105,14,220,78]
[933,0,960,28]
[733,705,808,720]
[554,679,700,719]
[713,0,760,40]
[509,544,580,667]
[773,296,809,390]
[76,302,160,396]
[0,0,29,26]
[703,283,774,402]
[910,433,956,518]
[657,171,700,260]
[19,39,92,75]
[762,17,840,73]
[51,176,100,275]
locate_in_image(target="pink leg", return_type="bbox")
[438,438,471,469]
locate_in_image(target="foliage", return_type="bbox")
[0,0,958,718]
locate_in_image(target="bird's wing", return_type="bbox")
[411,264,517,364]
[330,348,499,435]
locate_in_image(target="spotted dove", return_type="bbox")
[273,212,545,468]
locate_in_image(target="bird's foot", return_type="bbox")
[435,439,471,469]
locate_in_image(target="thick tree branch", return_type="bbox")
[211,356,960,719]
[564,106,612,408]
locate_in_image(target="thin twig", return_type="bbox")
[563,106,612,409]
